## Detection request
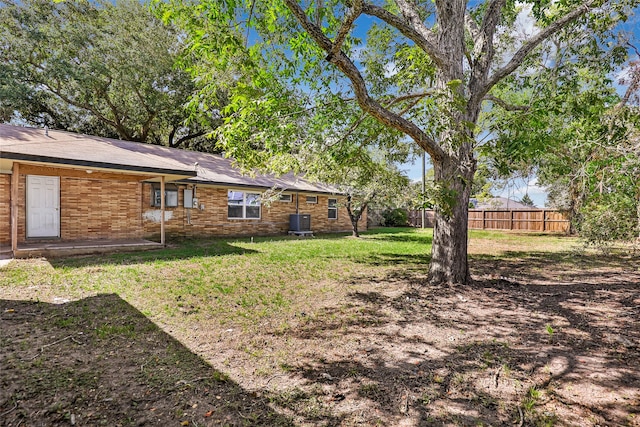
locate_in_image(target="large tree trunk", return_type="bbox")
[425,0,476,285]
[429,0,478,283]
[428,155,475,285]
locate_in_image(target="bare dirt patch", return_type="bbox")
[0,294,292,426]
[1,237,639,426]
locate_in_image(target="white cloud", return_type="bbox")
[384,61,398,78]
[493,2,546,72]
[513,3,537,40]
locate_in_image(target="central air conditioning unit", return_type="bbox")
[289,214,311,232]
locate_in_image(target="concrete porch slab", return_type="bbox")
[287,230,315,237]
[15,239,164,259]
[0,252,13,268]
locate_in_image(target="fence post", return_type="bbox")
[482,210,486,230]
[510,210,514,230]
[542,210,546,232]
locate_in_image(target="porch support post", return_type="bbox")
[160,176,165,246]
[10,162,19,255]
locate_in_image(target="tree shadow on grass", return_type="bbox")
[355,252,432,268]
[47,232,363,269]
[470,250,640,285]
[49,240,260,269]
[362,231,433,245]
[0,294,293,427]
[272,257,639,426]
[45,228,430,269]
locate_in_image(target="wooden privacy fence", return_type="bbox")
[409,209,570,233]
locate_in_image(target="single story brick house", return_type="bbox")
[0,124,365,257]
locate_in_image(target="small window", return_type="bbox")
[151,185,178,207]
[306,195,318,204]
[228,190,261,219]
[328,198,337,220]
[278,194,292,202]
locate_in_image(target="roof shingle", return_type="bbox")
[0,124,336,193]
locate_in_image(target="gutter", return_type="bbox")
[0,152,197,177]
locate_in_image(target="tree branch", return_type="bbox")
[482,0,596,100]
[476,0,505,60]
[41,80,122,132]
[361,2,447,68]
[172,130,208,148]
[168,126,178,147]
[283,0,446,162]
[615,72,640,111]
[484,94,529,111]
[245,0,256,47]
[328,91,433,149]
[468,0,506,109]
[132,86,157,142]
[140,113,157,142]
[614,44,640,110]
[464,12,480,45]
[327,0,363,60]
[383,90,436,105]
[396,96,425,117]
[102,91,133,140]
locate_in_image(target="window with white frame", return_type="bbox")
[228,190,261,219]
[151,185,178,207]
[328,198,338,219]
[306,195,318,204]
[278,194,292,202]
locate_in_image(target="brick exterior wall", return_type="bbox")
[12,174,144,244]
[142,184,367,239]
[3,170,366,247]
[0,174,10,246]
[293,194,358,234]
[59,178,144,241]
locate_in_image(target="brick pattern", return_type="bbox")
[142,185,367,239]
[12,175,144,243]
[0,174,10,246]
[4,171,367,247]
[293,194,358,234]
[59,178,143,241]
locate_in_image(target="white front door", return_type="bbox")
[27,175,60,238]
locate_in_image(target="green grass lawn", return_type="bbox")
[0,228,579,331]
[2,229,423,323]
[2,228,638,426]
